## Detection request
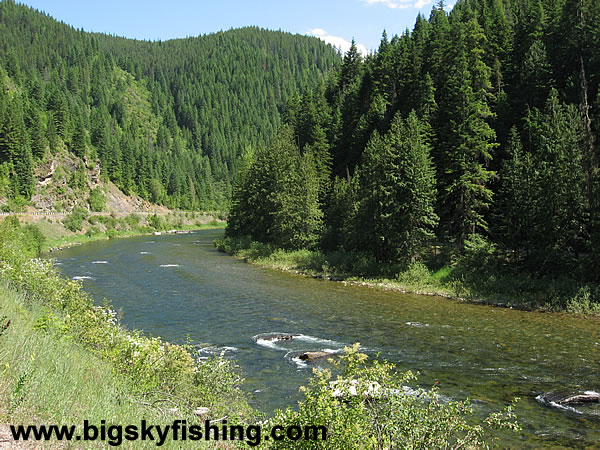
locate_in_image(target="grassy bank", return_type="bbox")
[215,236,600,316]
[0,282,193,448]
[27,210,226,253]
[0,217,252,448]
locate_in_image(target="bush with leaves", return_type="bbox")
[87,187,106,212]
[62,206,89,232]
[265,344,520,448]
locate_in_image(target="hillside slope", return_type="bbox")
[0,0,340,212]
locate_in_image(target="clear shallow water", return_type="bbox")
[53,230,600,447]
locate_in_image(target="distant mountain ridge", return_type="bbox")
[0,0,340,211]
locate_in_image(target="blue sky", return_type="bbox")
[20,0,450,54]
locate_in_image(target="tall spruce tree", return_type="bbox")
[520,89,587,272]
[353,111,437,262]
[437,18,497,247]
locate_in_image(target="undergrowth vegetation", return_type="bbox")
[265,344,520,449]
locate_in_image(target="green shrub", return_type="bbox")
[22,224,45,256]
[87,187,106,212]
[96,215,117,230]
[396,262,432,286]
[0,219,253,422]
[85,226,100,237]
[0,217,43,259]
[62,206,89,232]
[456,234,499,274]
[148,214,164,231]
[125,213,141,229]
[266,344,520,448]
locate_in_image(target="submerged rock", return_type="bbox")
[298,351,332,361]
[551,391,600,405]
[262,334,297,342]
[536,391,600,414]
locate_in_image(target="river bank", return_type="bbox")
[215,236,600,317]
[0,218,251,448]
[15,210,227,253]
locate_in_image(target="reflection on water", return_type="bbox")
[53,230,600,447]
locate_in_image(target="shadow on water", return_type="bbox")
[53,230,600,447]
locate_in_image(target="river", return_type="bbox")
[53,229,600,447]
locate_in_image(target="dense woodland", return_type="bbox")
[0,0,339,210]
[227,0,600,281]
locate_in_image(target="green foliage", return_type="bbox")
[227,126,323,249]
[0,216,44,259]
[87,187,106,212]
[354,111,438,262]
[148,214,164,231]
[0,1,339,211]
[0,213,252,425]
[225,0,600,286]
[62,206,89,232]
[496,91,586,273]
[22,224,45,256]
[266,344,520,448]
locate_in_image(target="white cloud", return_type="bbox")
[308,29,368,55]
[363,0,433,9]
[414,0,433,8]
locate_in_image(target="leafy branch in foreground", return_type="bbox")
[265,344,520,449]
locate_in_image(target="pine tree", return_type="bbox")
[13,141,35,198]
[437,19,497,248]
[510,89,587,272]
[494,126,537,262]
[387,111,438,262]
[353,112,437,262]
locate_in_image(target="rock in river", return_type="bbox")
[298,351,332,361]
[262,334,297,342]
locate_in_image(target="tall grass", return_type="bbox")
[0,217,253,447]
[0,283,193,448]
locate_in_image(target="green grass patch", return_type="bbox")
[0,283,186,448]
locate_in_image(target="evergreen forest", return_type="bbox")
[0,0,339,210]
[227,0,600,283]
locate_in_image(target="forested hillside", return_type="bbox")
[0,0,339,211]
[228,0,600,282]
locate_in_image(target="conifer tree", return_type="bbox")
[520,89,587,271]
[437,18,497,247]
[354,112,437,262]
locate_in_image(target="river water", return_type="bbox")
[53,230,600,447]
